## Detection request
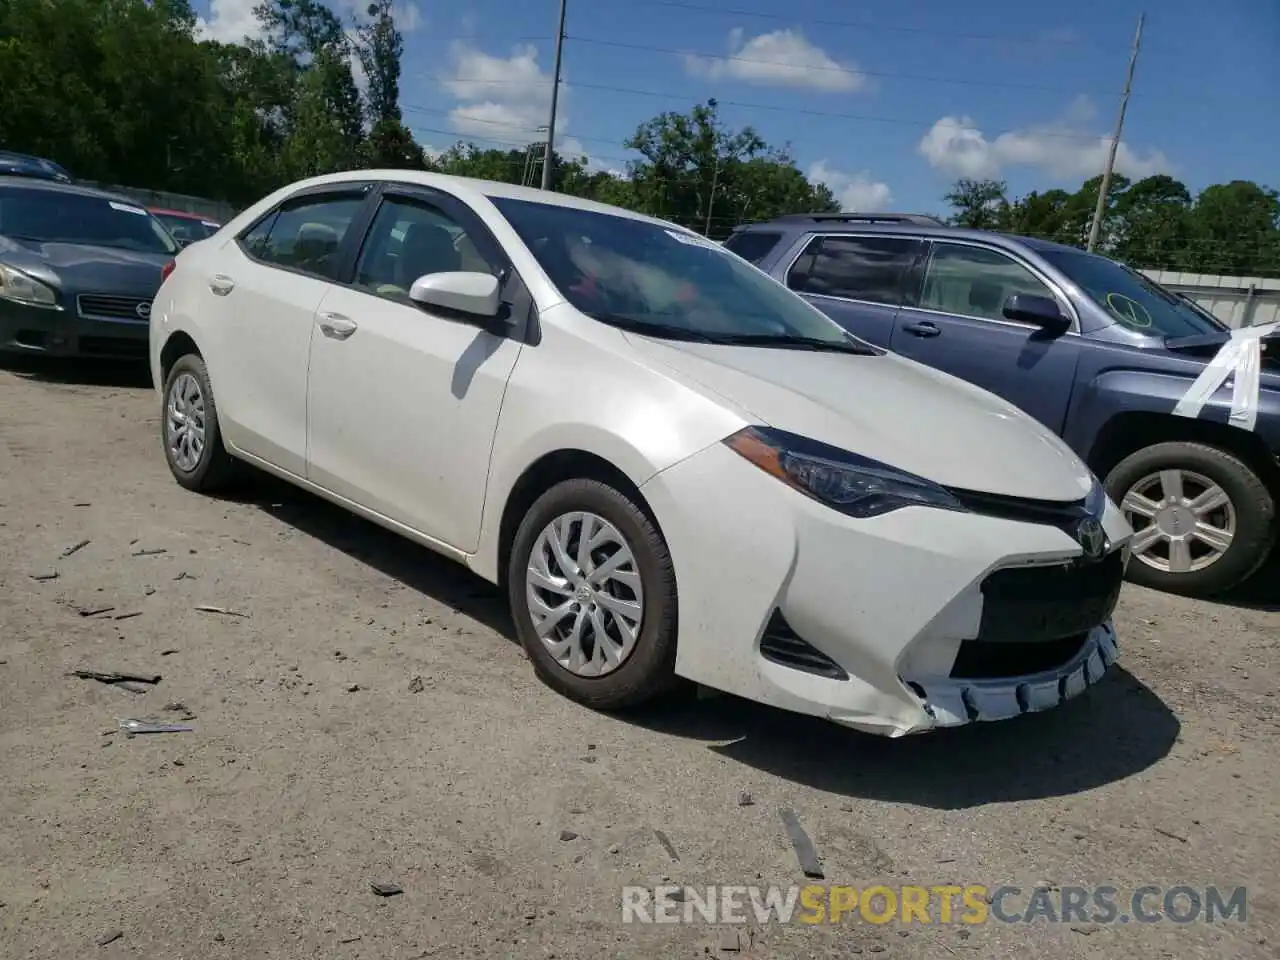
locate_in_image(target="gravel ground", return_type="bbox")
[0,358,1277,960]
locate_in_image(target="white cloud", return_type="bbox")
[685,28,865,93]
[392,2,424,32]
[918,97,1171,182]
[196,0,261,43]
[807,161,892,211]
[442,42,565,145]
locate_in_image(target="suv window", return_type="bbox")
[919,243,1057,323]
[722,230,783,265]
[787,235,920,306]
[243,194,364,281]
[354,196,492,301]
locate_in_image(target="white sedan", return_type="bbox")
[149,171,1132,736]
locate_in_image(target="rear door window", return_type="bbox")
[240,194,365,282]
[787,235,922,306]
[722,230,784,265]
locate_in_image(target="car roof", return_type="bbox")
[735,215,1084,256]
[0,175,144,206]
[275,169,692,231]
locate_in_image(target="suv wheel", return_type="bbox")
[1106,441,1276,597]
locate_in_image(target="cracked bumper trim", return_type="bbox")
[905,622,1118,728]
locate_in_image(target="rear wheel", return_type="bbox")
[162,353,237,493]
[1106,441,1276,597]
[507,478,679,710]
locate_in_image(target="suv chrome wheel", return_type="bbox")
[1122,468,1236,574]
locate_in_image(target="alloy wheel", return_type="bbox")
[165,371,206,473]
[1121,468,1237,574]
[524,511,645,677]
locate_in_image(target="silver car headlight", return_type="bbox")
[0,263,58,308]
[724,426,967,519]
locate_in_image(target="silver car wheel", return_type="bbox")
[165,372,206,473]
[525,511,645,677]
[1122,469,1236,574]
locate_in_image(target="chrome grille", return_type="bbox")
[77,294,152,321]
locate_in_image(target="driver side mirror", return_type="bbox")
[1003,293,1070,332]
[409,271,501,320]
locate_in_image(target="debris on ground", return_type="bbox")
[96,930,123,946]
[718,928,743,952]
[118,718,193,736]
[407,675,425,693]
[780,808,824,879]
[62,539,91,557]
[71,669,161,689]
[1154,826,1189,843]
[738,792,754,807]
[346,683,360,693]
[370,882,403,897]
[195,604,249,618]
[113,611,143,621]
[29,570,59,581]
[559,830,578,841]
[654,829,680,862]
[77,605,115,618]
[132,547,167,557]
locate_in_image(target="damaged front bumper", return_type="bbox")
[895,621,1118,733]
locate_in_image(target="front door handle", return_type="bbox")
[209,274,235,296]
[901,320,941,338]
[318,312,358,340]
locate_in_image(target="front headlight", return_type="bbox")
[0,263,58,308]
[724,426,966,519]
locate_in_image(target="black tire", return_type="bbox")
[1105,441,1276,597]
[507,478,679,710]
[161,353,238,493]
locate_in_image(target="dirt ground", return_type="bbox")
[0,358,1277,960]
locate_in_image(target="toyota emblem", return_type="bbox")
[136,301,152,320]
[1075,518,1107,561]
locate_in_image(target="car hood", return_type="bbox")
[627,334,1094,502]
[0,235,171,297]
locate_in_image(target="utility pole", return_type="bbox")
[540,0,568,191]
[1087,12,1144,253]
[703,98,720,236]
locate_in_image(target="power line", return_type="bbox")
[562,34,1124,97]
[602,0,1096,46]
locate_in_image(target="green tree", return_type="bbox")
[944,179,1008,229]
[356,0,423,168]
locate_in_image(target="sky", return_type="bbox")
[193,0,1279,214]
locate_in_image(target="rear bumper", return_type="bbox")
[0,301,149,359]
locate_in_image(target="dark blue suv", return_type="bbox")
[725,213,1280,598]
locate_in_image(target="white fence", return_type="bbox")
[1143,270,1280,329]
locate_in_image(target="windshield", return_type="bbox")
[152,212,221,243]
[1039,247,1223,338]
[489,196,856,346]
[0,186,178,254]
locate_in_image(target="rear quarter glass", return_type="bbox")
[723,230,785,265]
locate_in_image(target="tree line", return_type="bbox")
[2,0,1277,277]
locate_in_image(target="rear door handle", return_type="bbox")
[209,275,235,296]
[318,312,358,340]
[901,320,941,338]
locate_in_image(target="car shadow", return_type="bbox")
[224,473,516,641]
[625,668,1178,808]
[0,354,152,388]
[224,473,1179,808]
[1217,555,1280,612]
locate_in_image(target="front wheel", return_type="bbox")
[507,478,679,710]
[1106,441,1276,597]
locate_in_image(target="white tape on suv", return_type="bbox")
[1172,321,1278,433]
